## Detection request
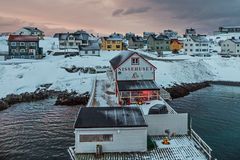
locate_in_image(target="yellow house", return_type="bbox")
[170,39,183,53]
[101,33,124,51]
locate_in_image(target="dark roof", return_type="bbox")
[79,41,100,51]
[110,51,136,69]
[8,35,39,42]
[110,51,156,70]
[56,31,90,40]
[230,39,240,44]
[118,80,159,91]
[74,107,147,128]
[131,36,144,42]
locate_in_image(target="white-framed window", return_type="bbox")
[92,51,95,54]
[20,42,25,46]
[11,49,17,53]
[85,51,88,54]
[131,57,139,65]
[29,49,35,53]
[31,42,36,46]
[20,49,25,53]
[11,42,16,46]
[80,134,113,142]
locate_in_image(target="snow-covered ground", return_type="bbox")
[0,36,240,98]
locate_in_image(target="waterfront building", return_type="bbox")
[74,107,148,153]
[7,35,43,59]
[14,27,44,39]
[220,38,240,56]
[109,51,160,105]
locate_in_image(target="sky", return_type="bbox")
[0,0,240,36]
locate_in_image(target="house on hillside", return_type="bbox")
[101,33,124,51]
[7,35,43,59]
[170,39,183,53]
[147,34,170,54]
[14,27,44,39]
[109,51,160,105]
[183,34,210,56]
[74,107,148,153]
[79,40,100,56]
[54,30,90,50]
[128,36,144,49]
[220,38,240,56]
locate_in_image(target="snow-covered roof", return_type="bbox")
[230,39,240,44]
[79,41,100,51]
[55,31,90,41]
[190,35,209,43]
[23,27,44,33]
[109,51,136,69]
[74,107,147,128]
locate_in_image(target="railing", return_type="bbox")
[159,88,172,101]
[190,129,212,160]
[86,77,97,107]
[160,97,177,114]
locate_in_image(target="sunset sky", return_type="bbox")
[0,0,239,36]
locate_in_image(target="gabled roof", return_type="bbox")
[74,107,147,128]
[55,31,90,40]
[8,35,39,42]
[189,35,209,43]
[23,27,44,33]
[118,80,159,91]
[109,51,156,70]
[131,36,144,42]
[229,39,240,44]
[79,40,100,51]
[148,34,169,41]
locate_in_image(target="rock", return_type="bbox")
[166,82,210,99]
[55,92,90,106]
[0,100,9,111]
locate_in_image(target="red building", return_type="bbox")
[109,51,160,105]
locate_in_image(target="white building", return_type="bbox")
[220,38,240,55]
[74,107,147,154]
[79,40,100,56]
[14,27,44,39]
[109,51,160,105]
[184,34,210,56]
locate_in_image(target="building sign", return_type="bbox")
[118,67,154,72]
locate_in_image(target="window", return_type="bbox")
[131,57,139,65]
[237,50,240,53]
[116,45,121,49]
[29,49,35,53]
[196,44,199,46]
[107,45,111,48]
[85,51,88,54]
[80,134,113,142]
[20,42,25,46]
[190,44,193,46]
[185,49,188,51]
[11,42,16,46]
[11,49,17,53]
[190,49,193,52]
[20,49,25,53]
[31,42,36,46]
[202,44,208,46]
[112,41,116,44]
[185,44,188,46]
[92,51,95,54]
[196,49,199,52]
[69,42,73,46]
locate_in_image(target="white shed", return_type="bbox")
[74,107,148,154]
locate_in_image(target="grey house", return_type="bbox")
[7,35,43,59]
[79,40,100,56]
[128,36,145,49]
[147,34,170,54]
[54,30,90,50]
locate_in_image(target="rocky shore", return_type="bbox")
[0,89,90,111]
[165,82,211,99]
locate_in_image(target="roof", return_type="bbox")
[74,107,147,128]
[79,41,100,51]
[229,39,240,44]
[110,51,157,70]
[131,36,144,42]
[189,35,209,43]
[148,34,169,41]
[23,27,43,33]
[56,31,90,41]
[117,80,159,91]
[8,35,39,42]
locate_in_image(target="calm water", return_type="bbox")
[169,84,240,160]
[0,99,80,160]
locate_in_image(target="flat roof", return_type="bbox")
[118,80,159,91]
[74,107,147,128]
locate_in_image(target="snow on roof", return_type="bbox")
[74,107,147,128]
[230,39,240,44]
[23,27,44,33]
[79,41,100,51]
[109,50,136,69]
[190,35,209,43]
[8,35,39,42]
